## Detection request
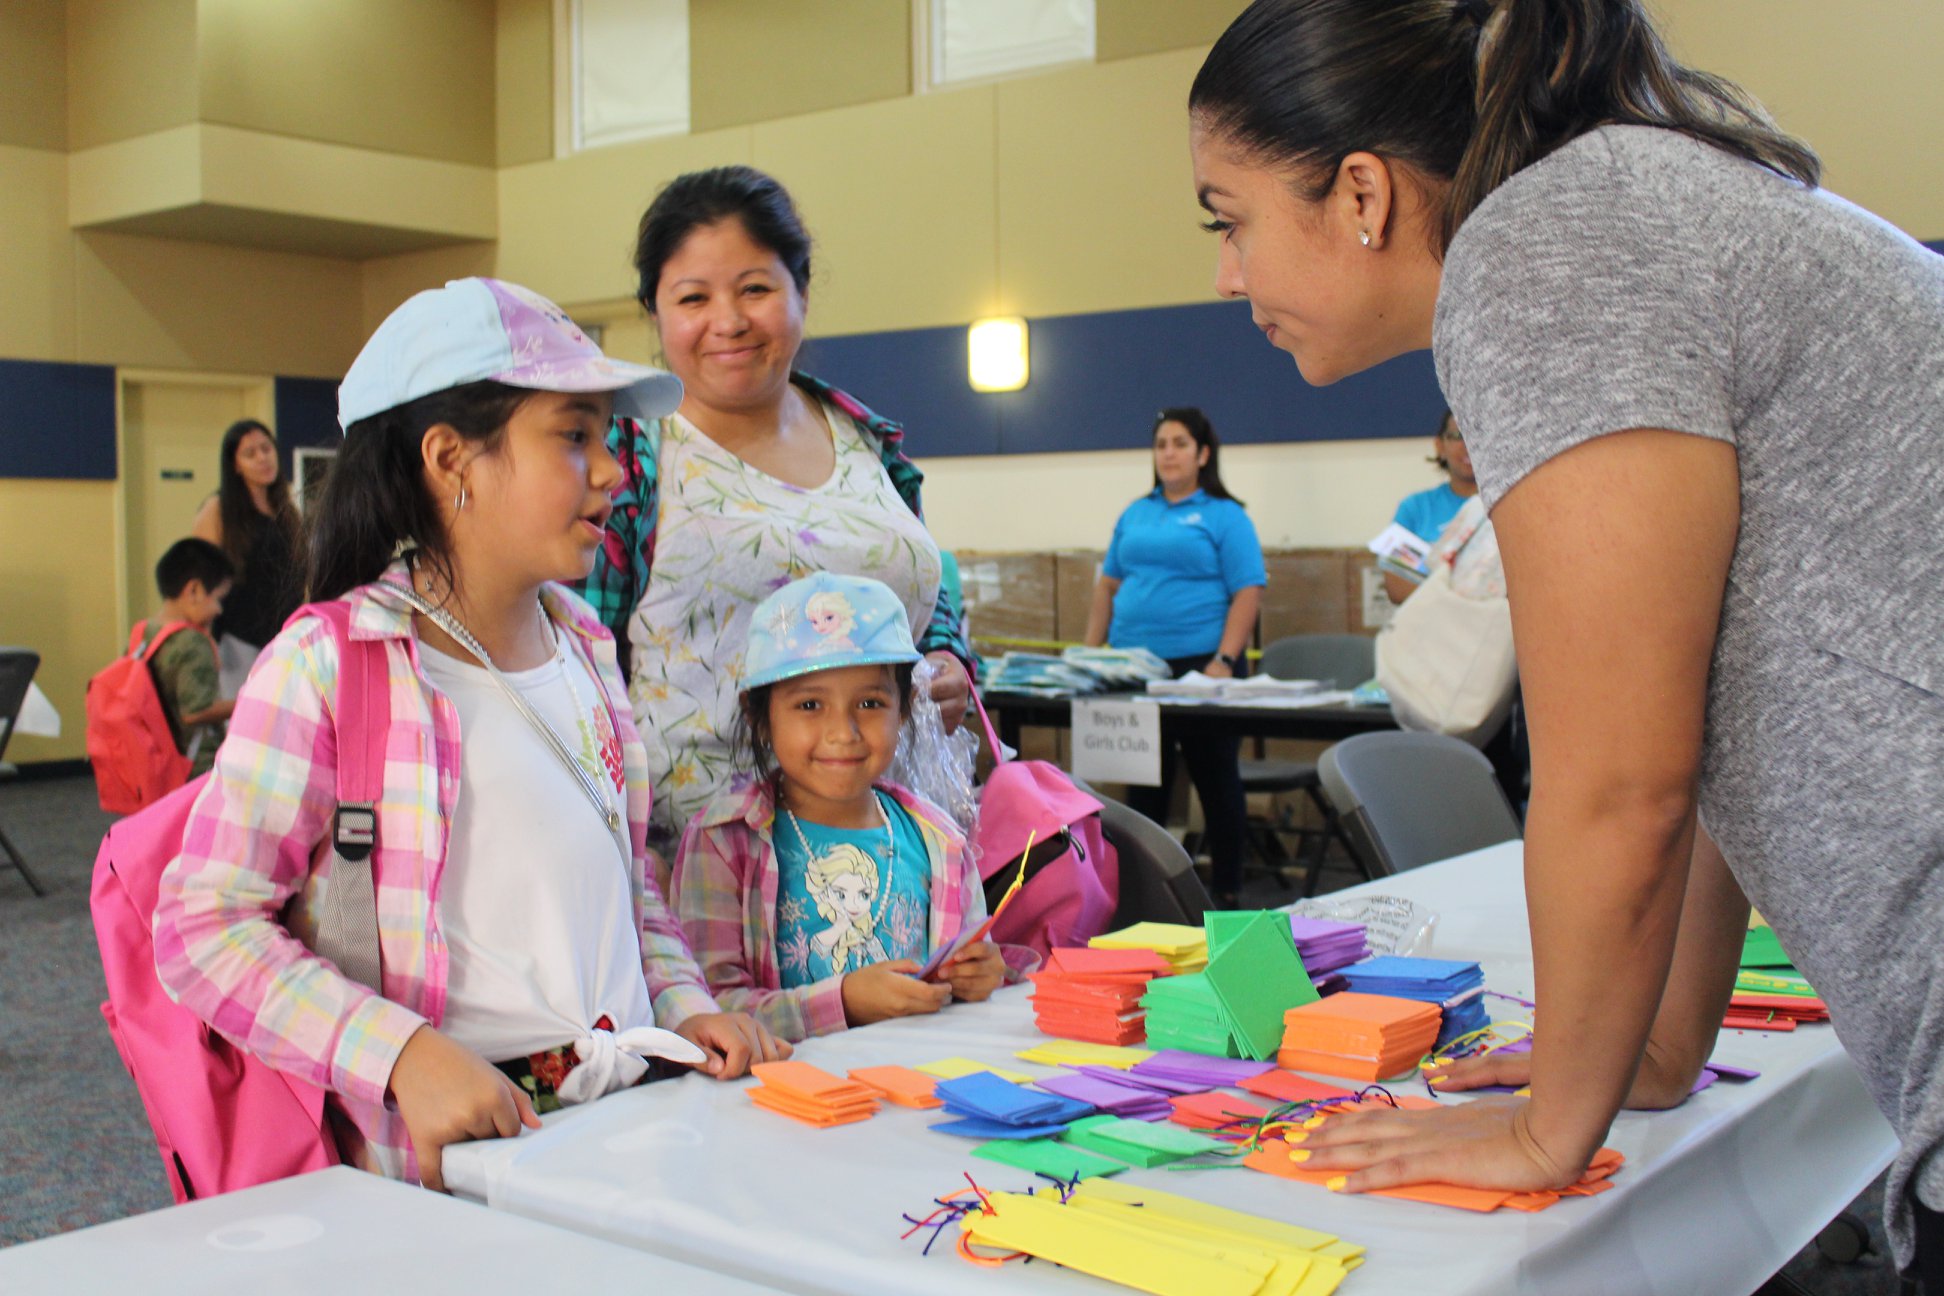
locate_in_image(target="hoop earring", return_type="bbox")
[1359,229,1373,248]
[454,485,468,511]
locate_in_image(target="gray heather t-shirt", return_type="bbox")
[1436,125,1944,1262]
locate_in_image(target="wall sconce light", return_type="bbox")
[967,316,1029,392]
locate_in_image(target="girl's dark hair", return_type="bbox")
[216,419,301,571]
[633,165,813,311]
[735,662,917,789]
[1151,407,1241,506]
[304,381,531,603]
[1189,0,1819,255]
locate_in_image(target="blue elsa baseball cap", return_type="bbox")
[338,277,683,431]
[742,572,921,691]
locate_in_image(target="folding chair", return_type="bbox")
[0,648,49,896]
[1317,730,1521,875]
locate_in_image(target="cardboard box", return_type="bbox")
[1054,549,1103,645]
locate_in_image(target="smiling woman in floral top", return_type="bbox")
[579,166,973,855]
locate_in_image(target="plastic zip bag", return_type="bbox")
[889,656,981,835]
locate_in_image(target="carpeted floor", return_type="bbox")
[0,775,172,1246]
[0,774,1909,1291]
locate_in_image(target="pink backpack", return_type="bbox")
[969,691,1119,964]
[91,601,390,1203]
[85,621,201,814]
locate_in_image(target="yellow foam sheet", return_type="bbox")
[1068,1182,1357,1295]
[1014,1041,1155,1069]
[965,1190,1281,1296]
[1091,922,1209,955]
[913,1057,1041,1085]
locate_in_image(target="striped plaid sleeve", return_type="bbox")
[153,617,426,1108]
[669,818,847,1042]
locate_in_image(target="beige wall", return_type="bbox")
[0,480,123,763]
[66,0,199,151]
[1097,0,1240,62]
[692,0,911,132]
[0,0,67,151]
[197,0,498,166]
[496,0,554,167]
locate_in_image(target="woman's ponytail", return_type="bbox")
[1191,0,1820,257]
[1447,0,1819,247]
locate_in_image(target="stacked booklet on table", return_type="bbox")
[1028,947,1174,1046]
[1340,955,1488,1049]
[748,1061,881,1128]
[1278,993,1443,1082]
[1286,915,1371,976]
[1090,921,1209,974]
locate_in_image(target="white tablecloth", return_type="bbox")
[444,842,1896,1296]
[0,1166,784,1293]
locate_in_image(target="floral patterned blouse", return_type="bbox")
[583,377,951,844]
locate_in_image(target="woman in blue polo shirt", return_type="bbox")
[1383,409,1479,605]
[1084,408,1266,906]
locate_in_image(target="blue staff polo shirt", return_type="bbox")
[1103,488,1266,661]
[1392,483,1467,544]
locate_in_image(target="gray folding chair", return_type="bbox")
[1075,779,1209,926]
[0,648,48,897]
[1317,730,1521,876]
[1235,634,1377,894]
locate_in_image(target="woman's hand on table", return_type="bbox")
[924,651,971,732]
[1294,1094,1587,1195]
[1434,1036,1702,1112]
[676,1011,792,1079]
[941,940,1005,1003]
[1202,656,1235,679]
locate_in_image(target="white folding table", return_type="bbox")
[443,842,1896,1296]
[0,1164,784,1293]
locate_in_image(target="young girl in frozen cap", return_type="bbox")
[155,277,789,1192]
[669,571,1004,1041]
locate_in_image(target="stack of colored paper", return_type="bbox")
[1736,921,1820,999]
[1130,1049,1275,1089]
[1027,947,1173,1046]
[1724,992,1829,1031]
[1090,921,1209,974]
[931,1071,1095,1139]
[1278,992,1443,1081]
[847,1065,942,1109]
[747,1061,880,1127]
[1168,1090,1271,1135]
[960,1179,1364,1296]
[1060,1113,1230,1167]
[1035,1072,1174,1121]
[1339,956,1488,1049]
[1015,1039,1153,1069]
[1286,915,1370,975]
[1140,973,1238,1056]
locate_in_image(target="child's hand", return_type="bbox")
[841,960,951,1026]
[942,940,1005,1002]
[676,1011,793,1079]
[389,1025,540,1193]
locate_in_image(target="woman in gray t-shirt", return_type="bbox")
[1187,0,1943,1275]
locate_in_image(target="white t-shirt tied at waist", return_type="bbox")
[418,640,704,1103]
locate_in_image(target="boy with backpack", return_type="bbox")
[89,539,236,814]
[137,539,235,776]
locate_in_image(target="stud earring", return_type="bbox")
[1359,229,1373,248]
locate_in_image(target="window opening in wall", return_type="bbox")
[558,0,689,154]
[917,0,1096,92]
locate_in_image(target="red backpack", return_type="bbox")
[91,601,390,1203]
[86,621,203,814]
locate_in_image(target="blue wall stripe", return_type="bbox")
[0,358,117,480]
[273,376,343,479]
[797,299,1447,458]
